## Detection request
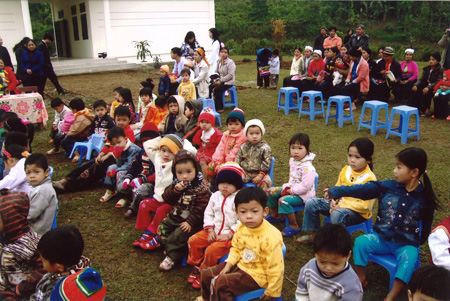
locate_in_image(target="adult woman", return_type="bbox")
[283,46,313,90]
[209,47,235,113]
[393,48,419,103]
[340,48,369,111]
[343,29,353,45]
[207,28,221,76]
[13,37,30,81]
[256,48,272,89]
[340,44,349,57]
[180,31,200,58]
[316,46,339,98]
[411,52,444,116]
[283,47,302,87]
[169,47,185,95]
[361,47,377,78]
[20,39,45,97]
[303,50,325,91]
[0,59,20,94]
[192,47,210,98]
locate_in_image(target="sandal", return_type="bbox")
[296,235,314,244]
[159,256,175,271]
[100,190,116,202]
[265,215,285,223]
[140,236,160,250]
[115,198,127,208]
[281,226,301,237]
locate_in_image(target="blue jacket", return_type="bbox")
[20,50,45,78]
[328,180,434,247]
[158,75,170,95]
[115,143,141,173]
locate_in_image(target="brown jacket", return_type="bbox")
[67,110,95,137]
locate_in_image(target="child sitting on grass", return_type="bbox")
[50,267,106,300]
[187,163,243,289]
[407,265,450,301]
[176,99,203,142]
[131,87,154,131]
[146,95,168,127]
[0,144,32,194]
[25,154,57,236]
[117,88,136,124]
[295,223,363,300]
[158,95,187,135]
[235,119,273,190]
[200,187,284,300]
[48,98,72,148]
[109,86,122,119]
[178,68,196,102]
[88,99,115,137]
[46,101,74,155]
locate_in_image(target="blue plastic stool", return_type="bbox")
[326,95,354,127]
[323,216,373,235]
[386,105,420,144]
[223,86,238,108]
[48,166,54,178]
[299,90,325,120]
[243,157,275,188]
[277,87,300,115]
[199,98,222,126]
[51,198,58,230]
[358,100,389,135]
[69,134,105,164]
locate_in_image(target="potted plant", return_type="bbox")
[133,40,152,62]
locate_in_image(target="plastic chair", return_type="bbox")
[299,90,325,120]
[199,98,222,126]
[386,105,419,144]
[51,198,58,230]
[277,87,300,115]
[223,86,238,108]
[323,216,373,235]
[358,100,389,135]
[243,157,275,188]
[69,134,105,164]
[48,166,54,178]
[326,95,354,127]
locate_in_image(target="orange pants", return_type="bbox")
[187,229,232,269]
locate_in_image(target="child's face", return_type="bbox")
[393,159,417,185]
[200,120,213,131]
[347,146,369,173]
[141,94,151,104]
[40,254,62,273]
[315,251,350,277]
[115,115,130,128]
[290,142,307,161]
[53,104,64,113]
[236,200,269,229]
[185,106,194,118]
[181,73,190,83]
[335,57,343,64]
[25,164,49,186]
[175,160,196,184]
[169,102,179,115]
[160,146,175,163]
[227,120,243,134]
[94,106,107,118]
[113,91,120,101]
[111,136,127,149]
[160,70,167,77]
[246,126,262,144]
[218,182,237,197]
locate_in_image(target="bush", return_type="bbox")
[242,58,252,62]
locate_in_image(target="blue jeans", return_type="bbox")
[302,198,366,231]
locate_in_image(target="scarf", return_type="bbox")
[74,108,91,119]
[196,48,210,66]
[200,127,215,144]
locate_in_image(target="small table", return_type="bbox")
[0,93,48,128]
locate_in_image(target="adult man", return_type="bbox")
[323,26,342,50]
[370,46,402,103]
[438,27,450,70]
[314,27,328,56]
[348,24,370,50]
[37,33,67,94]
[0,36,14,70]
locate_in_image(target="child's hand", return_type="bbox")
[175,182,187,191]
[122,179,131,189]
[280,187,290,196]
[216,233,232,241]
[180,221,192,233]
[323,188,329,199]
[107,169,116,178]
[252,174,263,185]
[130,178,142,189]
[260,294,272,300]
[219,263,232,275]
[207,229,217,243]
[329,199,340,214]
[422,87,429,95]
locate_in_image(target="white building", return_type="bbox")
[1,0,215,62]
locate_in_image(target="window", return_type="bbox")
[80,2,86,13]
[58,10,64,19]
[81,14,88,40]
[72,16,79,41]
[71,5,76,15]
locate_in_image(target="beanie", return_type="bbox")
[160,65,169,75]
[171,149,200,177]
[140,122,159,142]
[244,119,265,136]
[226,108,245,126]
[199,110,216,126]
[50,267,107,301]
[216,162,244,190]
[159,134,183,154]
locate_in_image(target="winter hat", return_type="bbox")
[244,119,265,136]
[216,162,244,190]
[159,134,183,155]
[160,65,170,75]
[140,122,159,142]
[199,109,216,126]
[50,267,107,301]
[404,48,415,54]
[305,46,313,52]
[226,108,245,126]
[382,47,394,56]
[313,49,322,57]
[171,149,200,178]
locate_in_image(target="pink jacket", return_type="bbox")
[60,111,75,133]
[323,35,342,50]
[400,61,419,81]
[347,58,370,93]
[212,129,247,164]
[282,153,316,201]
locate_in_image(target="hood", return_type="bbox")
[188,99,204,118]
[293,152,316,165]
[172,95,186,117]
[31,176,52,188]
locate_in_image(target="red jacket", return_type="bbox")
[3,66,20,94]
[193,127,223,158]
[308,59,325,77]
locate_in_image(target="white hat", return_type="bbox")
[404,48,415,54]
[244,119,265,136]
[305,46,313,52]
[313,49,322,56]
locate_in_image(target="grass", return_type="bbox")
[35,57,450,301]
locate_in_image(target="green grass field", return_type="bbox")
[35,57,450,300]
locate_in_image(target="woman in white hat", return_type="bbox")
[393,48,419,103]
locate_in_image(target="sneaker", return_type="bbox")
[192,277,202,289]
[140,236,160,250]
[132,233,150,247]
[100,190,116,202]
[188,266,200,284]
[159,256,175,271]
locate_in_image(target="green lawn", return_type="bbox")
[36,58,450,301]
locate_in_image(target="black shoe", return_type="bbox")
[58,90,69,95]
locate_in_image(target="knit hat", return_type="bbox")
[50,268,107,301]
[382,47,394,56]
[244,119,265,136]
[216,162,244,190]
[159,134,183,154]
[226,108,245,126]
[199,109,215,126]
[171,149,200,178]
[160,65,169,74]
[305,46,313,52]
[140,122,159,142]
[313,49,322,57]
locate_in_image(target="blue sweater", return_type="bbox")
[328,180,434,247]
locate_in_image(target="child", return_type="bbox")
[3,117,35,152]
[208,108,247,182]
[201,187,284,300]
[30,226,91,300]
[60,97,95,163]
[158,95,187,135]
[295,223,363,300]
[155,149,211,270]
[131,87,154,131]
[133,134,197,248]
[48,98,71,145]
[25,154,57,236]
[193,110,223,185]
[118,88,136,124]
[100,126,141,206]
[428,205,450,271]
[159,65,170,96]
[0,144,32,194]
[146,95,168,127]
[46,100,74,155]
[178,68,196,102]
[332,56,346,86]
[269,49,280,89]
[88,99,115,137]
[298,137,376,244]
[109,86,123,119]
[327,147,439,301]
[432,69,450,120]
[137,78,155,113]
[408,265,450,301]
[187,163,243,289]
[235,119,273,190]
[184,57,196,81]
[176,99,203,142]
[266,133,316,237]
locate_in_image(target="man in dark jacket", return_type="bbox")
[0,36,14,70]
[369,46,402,102]
[314,27,328,57]
[348,24,370,50]
[37,33,67,94]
